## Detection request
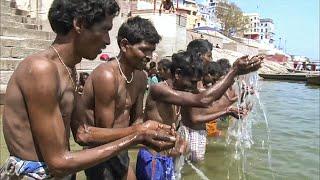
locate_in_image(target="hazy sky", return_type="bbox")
[196,0,320,60]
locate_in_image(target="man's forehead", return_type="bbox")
[134,41,156,50]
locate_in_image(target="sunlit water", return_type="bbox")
[180,80,320,180]
[0,80,319,179]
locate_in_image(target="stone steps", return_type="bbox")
[0,26,56,40]
[0,0,12,9]
[0,70,13,85]
[0,36,52,49]
[0,13,37,24]
[0,58,105,71]
[0,46,40,58]
[1,20,41,30]
[0,58,22,70]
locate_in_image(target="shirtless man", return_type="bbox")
[180,56,264,162]
[73,16,179,180]
[159,0,175,14]
[1,1,175,179]
[148,37,262,109]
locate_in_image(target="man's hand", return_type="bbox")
[138,120,172,133]
[168,134,189,157]
[226,106,248,119]
[233,55,264,75]
[139,129,176,152]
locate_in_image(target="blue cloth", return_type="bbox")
[0,156,51,179]
[136,148,175,180]
[148,75,159,85]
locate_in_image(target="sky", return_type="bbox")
[197,0,320,60]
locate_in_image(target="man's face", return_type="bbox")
[203,73,220,86]
[76,15,114,60]
[83,74,89,82]
[158,65,170,80]
[201,51,212,63]
[175,73,201,93]
[124,41,156,71]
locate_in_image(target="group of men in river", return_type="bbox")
[0,0,263,179]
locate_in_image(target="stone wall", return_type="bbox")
[223,42,259,56]
[135,12,187,58]
[186,30,224,49]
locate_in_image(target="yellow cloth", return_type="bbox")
[206,120,221,137]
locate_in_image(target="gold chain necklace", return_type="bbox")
[50,45,78,92]
[115,56,133,84]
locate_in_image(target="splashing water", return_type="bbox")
[175,125,211,180]
[227,72,275,179]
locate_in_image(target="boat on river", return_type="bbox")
[306,74,320,85]
[259,73,307,81]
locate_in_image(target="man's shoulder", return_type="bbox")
[91,61,116,80]
[17,54,58,76]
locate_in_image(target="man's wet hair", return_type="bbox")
[187,39,213,56]
[117,16,162,46]
[48,0,120,35]
[158,59,172,71]
[217,58,231,75]
[170,51,203,79]
[203,61,222,77]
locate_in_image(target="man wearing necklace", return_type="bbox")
[1,1,176,179]
[74,16,183,180]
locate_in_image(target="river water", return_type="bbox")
[180,80,320,180]
[1,80,319,179]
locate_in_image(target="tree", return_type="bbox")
[215,1,249,37]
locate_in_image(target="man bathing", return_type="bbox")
[1,1,175,179]
[73,16,182,180]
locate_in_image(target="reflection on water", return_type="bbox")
[181,80,320,180]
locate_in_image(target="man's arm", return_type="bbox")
[150,55,262,108]
[20,59,147,177]
[71,66,173,147]
[72,66,144,146]
[130,72,147,125]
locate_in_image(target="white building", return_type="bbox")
[244,13,275,45]
[259,18,275,44]
[196,0,223,28]
[244,13,261,40]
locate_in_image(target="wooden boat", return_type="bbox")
[306,75,320,85]
[259,73,307,81]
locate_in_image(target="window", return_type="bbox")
[261,36,263,39]
[265,23,267,27]
[265,29,268,32]
[265,35,268,38]
[254,23,256,27]
[261,29,263,32]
